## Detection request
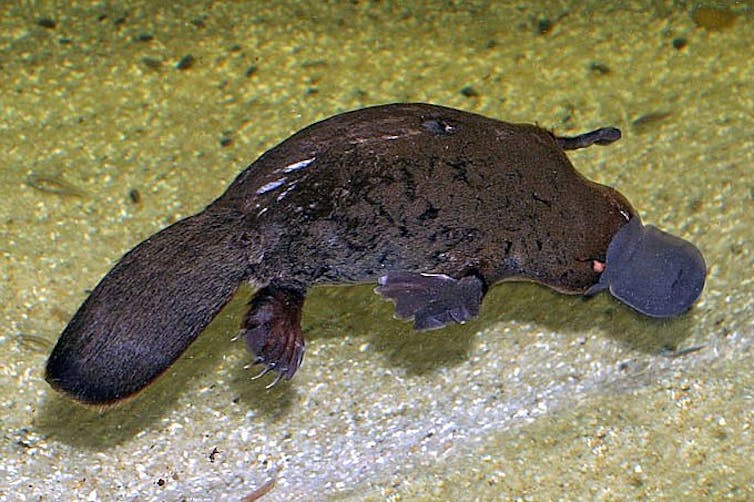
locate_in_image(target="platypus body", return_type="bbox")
[45,103,706,405]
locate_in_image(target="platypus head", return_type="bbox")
[586,216,706,317]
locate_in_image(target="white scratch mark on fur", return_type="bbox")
[256,178,287,195]
[281,157,316,173]
[276,182,299,202]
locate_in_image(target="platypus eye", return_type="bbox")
[588,217,706,317]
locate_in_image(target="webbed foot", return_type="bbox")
[556,127,621,150]
[376,272,485,330]
[240,284,305,386]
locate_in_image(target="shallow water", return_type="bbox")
[1,1,752,499]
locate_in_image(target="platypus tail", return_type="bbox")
[45,208,254,405]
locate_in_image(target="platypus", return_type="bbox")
[45,103,706,405]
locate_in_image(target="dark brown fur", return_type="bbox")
[47,104,705,405]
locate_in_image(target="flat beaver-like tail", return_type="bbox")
[46,208,254,405]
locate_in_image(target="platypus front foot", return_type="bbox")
[376,272,485,331]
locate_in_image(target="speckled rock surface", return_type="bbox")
[1,1,751,500]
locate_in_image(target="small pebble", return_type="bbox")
[537,18,553,35]
[672,37,688,50]
[176,54,195,70]
[128,188,141,204]
[460,86,479,98]
[588,61,611,75]
[37,18,56,29]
